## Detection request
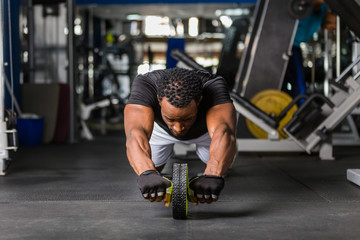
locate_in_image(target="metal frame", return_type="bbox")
[232,99,279,140]
[232,96,331,159]
[347,169,360,187]
[233,56,360,160]
[283,63,360,156]
[0,0,7,175]
[0,0,18,175]
[238,0,269,96]
[67,0,76,143]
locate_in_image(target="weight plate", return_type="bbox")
[246,89,297,139]
[288,0,312,19]
[172,163,188,220]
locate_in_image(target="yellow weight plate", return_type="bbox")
[245,89,297,139]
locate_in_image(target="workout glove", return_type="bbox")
[188,175,225,204]
[137,170,173,206]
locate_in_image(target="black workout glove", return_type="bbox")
[137,170,173,206]
[188,175,225,204]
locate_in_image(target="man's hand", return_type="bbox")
[188,175,225,205]
[137,170,173,206]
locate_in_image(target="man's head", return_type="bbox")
[158,68,203,107]
[157,68,203,137]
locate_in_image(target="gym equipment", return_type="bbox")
[347,169,360,186]
[99,44,136,101]
[79,43,135,140]
[0,0,19,175]
[283,94,335,140]
[231,90,305,139]
[230,91,327,157]
[172,163,188,220]
[281,0,360,157]
[233,0,311,99]
[246,90,297,139]
[322,0,360,186]
[283,57,360,154]
[287,0,312,20]
[79,95,119,140]
[233,55,360,160]
[0,109,18,175]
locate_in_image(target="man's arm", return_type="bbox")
[205,102,237,177]
[125,104,173,205]
[124,104,156,176]
[188,102,236,204]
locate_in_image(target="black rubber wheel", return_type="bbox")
[172,163,188,219]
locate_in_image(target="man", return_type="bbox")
[282,0,336,100]
[124,67,237,206]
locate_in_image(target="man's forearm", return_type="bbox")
[126,135,156,175]
[204,126,236,176]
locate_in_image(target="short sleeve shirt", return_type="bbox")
[293,3,328,47]
[127,69,232,140]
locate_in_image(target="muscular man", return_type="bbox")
[124,68,237,206]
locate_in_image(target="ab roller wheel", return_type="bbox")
[172,163,188,219]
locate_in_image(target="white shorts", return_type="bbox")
[149,123,211,167]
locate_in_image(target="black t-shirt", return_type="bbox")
[127,69,232,140]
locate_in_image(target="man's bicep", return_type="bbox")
[206,103,236,137]
[124,104,155,140]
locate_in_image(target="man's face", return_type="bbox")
[159,98,199,138]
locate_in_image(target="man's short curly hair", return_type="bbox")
[157,68,203,108]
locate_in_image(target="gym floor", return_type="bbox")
[1,130,360,240]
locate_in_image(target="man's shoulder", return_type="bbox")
[201,73,226,88]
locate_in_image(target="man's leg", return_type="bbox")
[149,123,179,170]
[190,132,211,164]
[192,132,237,171]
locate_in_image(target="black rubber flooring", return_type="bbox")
[1,130,360,239]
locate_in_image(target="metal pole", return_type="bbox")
[310,42,315,93]
[353,41,360,75]
[336,16,341,77]
[67,0,76,143]
[27,0,34,83]
[323,29,332,97]
[56,10,59,83]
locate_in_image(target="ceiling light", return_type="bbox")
[126,14,142,21]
